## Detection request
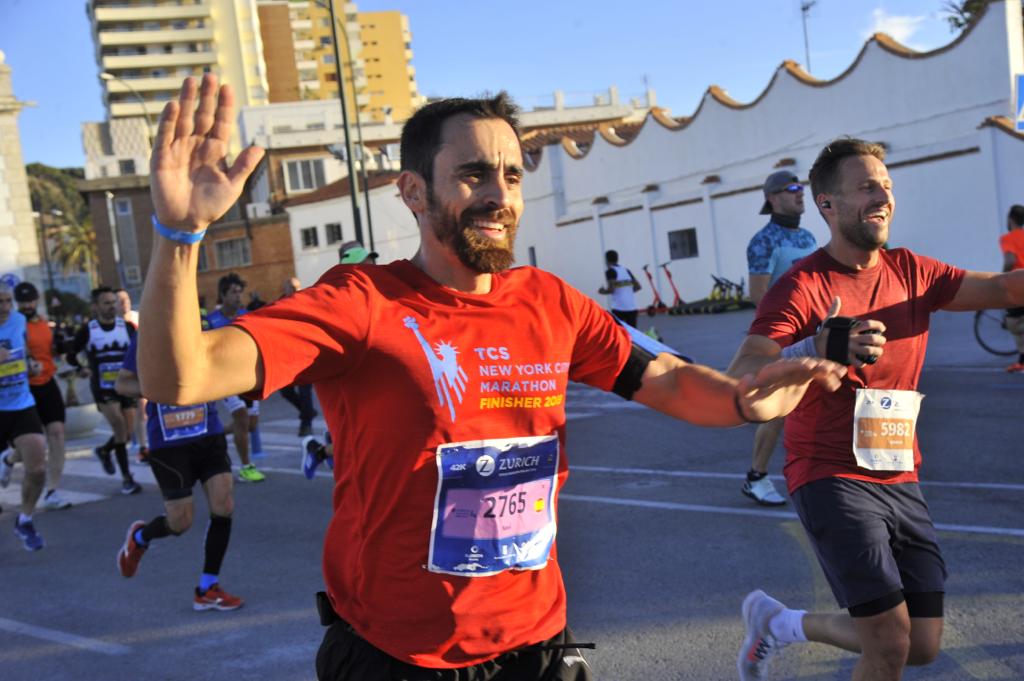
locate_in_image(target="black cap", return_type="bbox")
[13,282,39,302]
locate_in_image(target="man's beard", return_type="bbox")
[838,210,888,251]
[427,190,517,273]
[19,307,37,320]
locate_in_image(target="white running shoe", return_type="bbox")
[742,476,786,506]
[738,589,788,681]
[43,489,72,510]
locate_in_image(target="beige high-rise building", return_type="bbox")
[84,0,271,171]
[257,1,424,122]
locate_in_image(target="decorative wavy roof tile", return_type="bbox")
[979,115,1024,140]
[527,2,993,168]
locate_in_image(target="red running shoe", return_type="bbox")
[1005,362,1024,373]
[193,583,244,611]
[117,520,147,577]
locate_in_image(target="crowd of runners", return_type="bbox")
[2,73,1023,680]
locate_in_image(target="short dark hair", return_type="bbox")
[809,138,887,200]
[605,250,619,264]
[400,92,522,187]
[91,286,115,302]
[1009,205,1024,229]
[217,273,246,300]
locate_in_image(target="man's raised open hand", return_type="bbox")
[150,75,265,232]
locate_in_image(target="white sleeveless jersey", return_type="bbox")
[606,264,637,311]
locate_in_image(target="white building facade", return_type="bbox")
[517,1,1024,306]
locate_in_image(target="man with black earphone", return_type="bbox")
[729,138,1024,681]
[742,171,818,506]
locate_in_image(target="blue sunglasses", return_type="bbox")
[782,183,804,193]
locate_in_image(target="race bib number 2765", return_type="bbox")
[428,435,559,577]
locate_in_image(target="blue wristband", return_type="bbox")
[152,215,206,244]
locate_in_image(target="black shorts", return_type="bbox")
[0,406,44,447]
[792,477,946,612]
[1007,307,1024,318]
[148,433,232,501]
[316,621,593,681]
[29,378,65,425]
[92,388,138,410]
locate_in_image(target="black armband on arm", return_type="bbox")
[611,342,658,401]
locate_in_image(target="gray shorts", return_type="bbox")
[792,477,947,611]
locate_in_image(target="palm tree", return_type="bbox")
[51,218,98,288]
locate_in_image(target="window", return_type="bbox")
[325,222,342,244]
[115,197,132,215]
[285,158,326,192]
[301,227,319,249]
[320,36,332,46]
[214,238,252,268]
[668,228,699,260]
[118,159,136,176]
[197,244,208,272]
[325,73,338,82]
[323,54,335,64]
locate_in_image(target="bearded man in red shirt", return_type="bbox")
[136,74,845,681]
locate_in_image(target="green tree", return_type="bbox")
[51,219,98,287]
[26,164,89,225]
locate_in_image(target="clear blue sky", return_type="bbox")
[1,0,960,168]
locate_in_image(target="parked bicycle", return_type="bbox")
[973,309,1017,356]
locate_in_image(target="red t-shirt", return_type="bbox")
[749,248,965,494]
[999,229,1024,270]
[26,317,57,386]
[235,260,630,668]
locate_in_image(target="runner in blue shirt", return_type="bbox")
[0,283,47,550]
[204,273,265,483]
[741,170,818,506]
[114,333,243,611]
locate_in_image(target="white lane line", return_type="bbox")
[559,494,1024,538]
[571,465,1024,493]
[0,617,130,655]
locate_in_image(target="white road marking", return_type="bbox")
[572,465,1024,493]
[559,494,1024,538]
[0,617,131,655]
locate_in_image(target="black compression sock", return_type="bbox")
[101,436,115,454]
[746,469,767,482]
[203,515,232,576]
[113,443,130,478]
[141,515,173,544]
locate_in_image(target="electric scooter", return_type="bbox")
[642,265,668,316]
[659,262,685,315]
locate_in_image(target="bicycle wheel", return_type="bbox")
[973,310,1017,356]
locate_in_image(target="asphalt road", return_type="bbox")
[0,309,1021,681]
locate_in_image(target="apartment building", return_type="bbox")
[256,1,423,122]
[85,0,270,164]
[81,0,286,302]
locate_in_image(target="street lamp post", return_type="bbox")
[334,9,376,252]
[325,0,365,245]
